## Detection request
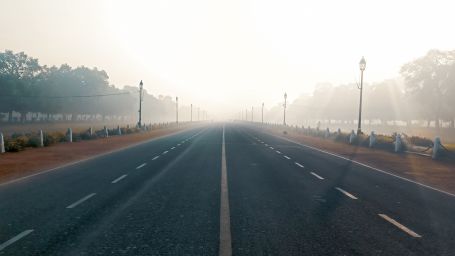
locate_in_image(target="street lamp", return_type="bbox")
[357,56,366,135]
[137,80,143,128]
[283,93,287,126]
[262,102,264,124]
[176,96,179,126]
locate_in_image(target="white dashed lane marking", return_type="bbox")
[111,174,127,184]
[378,214,422,238]
[136,163,147,169]
[283,156,291,160]
[294,162,304,168]
[335,187,358,200]
[310,172,324,180]
[0,230,34,251]
[66,193,97,209]
[152,156,159,160]
[275,151,282,154]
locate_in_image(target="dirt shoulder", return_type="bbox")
[263,127,455,195]
[0,126,194,184]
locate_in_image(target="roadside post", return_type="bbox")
[349,130,356,144]
[369,131,376,148]
[67,128,73,143]
[104,126,109,138]
[117,125,121,135]
[0,133,5,153]
[40,130,44,147]
[432,137,441,159]
[394,134,402,152]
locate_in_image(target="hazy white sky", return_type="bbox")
[1,0,454,116]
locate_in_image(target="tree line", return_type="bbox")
[265,49,455,129]
[0,50,189,123]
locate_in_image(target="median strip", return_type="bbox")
[111,174,127,184]
[66,193,97,209]
[335,187,358,199]
[0,229,34,251]
[378,214,422,238]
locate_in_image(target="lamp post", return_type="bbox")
[262,102,264,124]
[251,106,253,122]
[357,56,366,135]
[176,96,179,126]
[137,80,143,128]
[283,92,287,126]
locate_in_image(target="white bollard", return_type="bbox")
[369,131,376,148]
[394,134,402,152]
[104,126,109,138]
[349,130,356,144]
[117,125,122,135]
[325,128,330,138]
[39,130,44,147]
[432,137,441,159]
[0,133,5,153]
[67,128,73,143]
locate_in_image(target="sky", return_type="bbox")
[1,0,454,118]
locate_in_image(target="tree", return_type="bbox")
[400,49,455,129]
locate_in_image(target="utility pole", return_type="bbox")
[357,56,366,135]
[137,80,143,128]
[262,102,264,124]
[283,92,287,126]
[176,96,179,126]
[191,104,193,122]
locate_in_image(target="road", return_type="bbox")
[0,123,454,255]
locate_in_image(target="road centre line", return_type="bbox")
[162,151,168,155]
[219,125,232,256]
[335,187,358,200]
[171,147,175,150]
[136,163,147,169]
[275,150,282,154]
[269,147,274,149]
[378,214,422,238]
[111,174,127,184]
[66,193,97,209]
[0,229,34,251]
[152,156,159,160]
[310,172,325,180]
[283,155,291,160]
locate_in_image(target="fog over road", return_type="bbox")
[0,124,454,255]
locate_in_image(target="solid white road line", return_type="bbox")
[66,193,96,209]
[0,229,34,251]
[136,163,147,169]
[111,174,127,184]
[275,150,282,154]
[378,214,422,238]
[275,134,455,198]
[310,172,325,180]
[283,155,291,160]
[219,125,232,256]
[295,162,304,168]
[335,187,358,200]
[162,151,168,155]
[152,156,160,161]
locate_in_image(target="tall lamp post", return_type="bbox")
[176,96,179,126]
[137,80,143,128]
[261,102,264,124]
[251,106,253,122]
[357,56,366,135]
[283,92,287,126]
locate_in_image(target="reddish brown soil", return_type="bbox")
[265,127,455,194]
[0,127,190,184]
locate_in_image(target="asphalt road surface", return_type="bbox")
[0,123,454,255]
